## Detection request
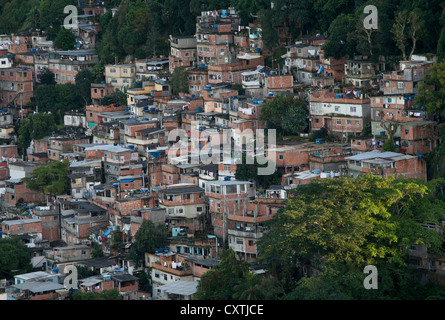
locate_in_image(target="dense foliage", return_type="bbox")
[259,94,309,137]
[23,160,71,197]
[0,238,32,279]
[17,112,57,152]
[1,0,444,64]
[129,220,169,267]
[194,175,445,300]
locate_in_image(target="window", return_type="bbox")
[336,119,342,125]
[279,155,283,160]
[335,106,340,112]
[397,82,404,89]
[350,106,357,113]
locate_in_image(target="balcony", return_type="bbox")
[228,228,265,239]
[227,213,270,223]
[152,261,192,276]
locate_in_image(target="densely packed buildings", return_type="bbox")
[0,5,441,300]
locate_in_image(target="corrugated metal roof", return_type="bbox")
[157,280,198,296]
[13,281,65,293]
[345,150,403,161]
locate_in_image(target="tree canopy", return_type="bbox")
[259,94,309,137]
[17,112,57,152]
[255,175,445,299]
[170,66,189,95]
[0,238,32,279]
[129,220,169,267]
[24,160,71,197]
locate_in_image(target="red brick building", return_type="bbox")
[309,88,371,137]
[0,66,34,109]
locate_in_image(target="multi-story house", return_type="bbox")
[0,66,34,109]
[32,205,61,242]
[205,179,254,244]
[47,134,91,162]
[68,163,102,199]
[195,9,240,66]
[1,218,43,245]
[135,58,169,82]
[381,60,433,96]
[158,184,206,233]
[60,200,108,246]
[85,104,127,129]
[92,122,121,144]
[309,88,371,137]
[145,250,194,299]
[207,53,264,86]
[168,35,197,73]
[264,74,294,96]
[344,55,385,89]
[2,162,45,209]
[105,64,136,91]
[187,66,208,96]
[370,59,437,156]
[319,49,345,83]
[345,150,427,181]
[121,119,159,145]
[14,50,49,83]
[399,121,438,155]
[283,41,320,85]
[91,82,115,106]
[48,50,98,84]
[228,187,287,262]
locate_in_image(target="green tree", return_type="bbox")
[38,68,56,85]
[92,62,106,82]
[382,139,395,152]
[54,26,76,50]
[134,270,152,293]
[322,13,358,59]
[259,94,309,137]
[0,238,32,279]
[72,288,122,300]
[17,112,57,152]
[257,175,445,298]
[76,265,98,280]
[34,83,84,124]
[24,161,71,199]
[235,153,282,189]
[100,89,127,106]
[91,242,104,258]
[75,68,94,105]
[195,249,250,300]
[416,60,445,120]
[129,220,168,267]
[39,0,77,39]
[170,66,189,94]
